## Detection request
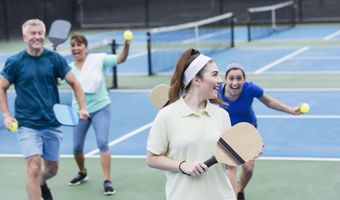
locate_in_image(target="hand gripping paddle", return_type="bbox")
[149,85,263,167]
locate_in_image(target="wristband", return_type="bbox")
[179,161,191,176]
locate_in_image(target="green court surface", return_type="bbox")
[0,157,339,200]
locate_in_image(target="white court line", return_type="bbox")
[254,46,310,75]
[86,155,146,159]
[6,90,340,157]
[257,115,340,119]
[323,29,340,41]
[0,154,23,157]
[183,30,231,43]
[58,40,150,61]
[264,88,340,92]
[118,88,340,92]
[73,155,340,162]
[127,51,148,59]
[84,114,340,156]
[292,56,340,60]
[1,154,339,162]
[50,87,340,94]
[85,122,153,156]
[0,154,145,159]
[61,87,340,94]
[259,156,340,162]
[126,49,156,60]
[59,87,340,93]
[255,70,340,74]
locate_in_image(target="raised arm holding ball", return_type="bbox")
[67,32,131,195]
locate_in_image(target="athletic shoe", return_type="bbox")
[237,192,245,200]
[41,183,53,200]
[68,170,88,186]
[103,180,116,195]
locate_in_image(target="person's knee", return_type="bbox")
[98,143,109,152]
[96,137,109,152]
[73,144,83,153]
[27,158,42,179]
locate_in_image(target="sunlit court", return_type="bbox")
[0,0,340,200]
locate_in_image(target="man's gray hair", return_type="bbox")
[22,19,46,35]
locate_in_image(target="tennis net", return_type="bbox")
[247,1,297,41]
[147,12,235,75]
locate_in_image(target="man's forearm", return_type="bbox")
[0,89,10,117]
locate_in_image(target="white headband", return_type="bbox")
[183,54,212,87]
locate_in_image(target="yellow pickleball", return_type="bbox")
[299,103,310,113]
[8,121,18,132]
[123,30,133,41]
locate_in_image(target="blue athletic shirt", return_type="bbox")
[218,82,264,126]
[1,48,71,129]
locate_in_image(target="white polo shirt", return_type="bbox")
[147,97,236,200]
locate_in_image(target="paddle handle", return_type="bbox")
[204,155,218,168]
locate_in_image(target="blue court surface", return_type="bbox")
[0,89,339,160]
[0,23,340,162]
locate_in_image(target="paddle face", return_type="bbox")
[48,20,71,48]
[205,122,263,167]
[53,104,79,126]
[149,84,170,110]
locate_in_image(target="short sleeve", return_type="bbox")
[1,58,17,84]
[55,53,71,80]
[248,82,264,98]
[147,112,169,155]
[103,54,118,69]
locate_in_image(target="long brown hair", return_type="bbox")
[168,48,227,106]
[169,48,200,103]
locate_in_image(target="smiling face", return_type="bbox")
[70,39,88,62]
[225,69,245,97]
[198,61,222,100]
[23,24,45,55]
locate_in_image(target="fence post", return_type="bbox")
[110,39,118,89]
[147,32,153,76]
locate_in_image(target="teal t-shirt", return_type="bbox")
[70,54,117,113]
[1,49,70,129]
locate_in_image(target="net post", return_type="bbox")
[272,10,277,31]
[293,2,298,26]
[231,16,235,47]
[110,39,118,89]
[147,31,153,76]
[247,11,251,42]
[194,26,199,49]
